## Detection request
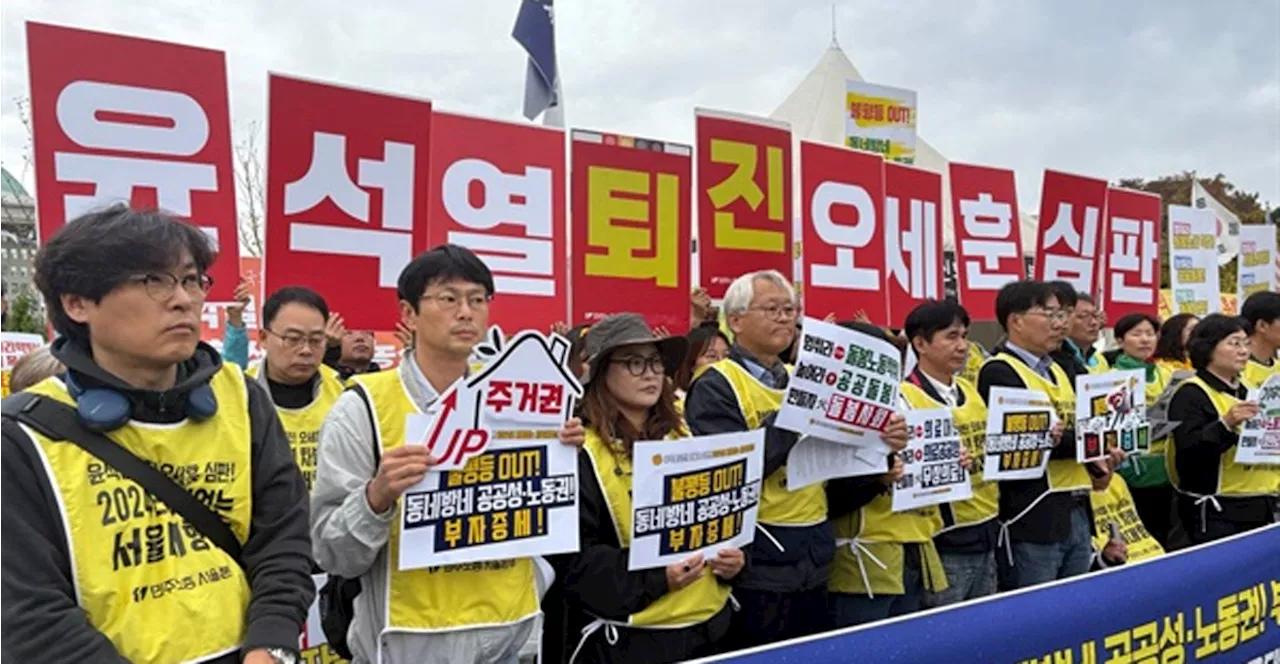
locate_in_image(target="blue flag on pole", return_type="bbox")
[513,0,559,122]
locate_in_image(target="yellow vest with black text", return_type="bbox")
[246,362,345,493]
[581,428,731,627]
[900,377,999,532]
[350,369,538,631]
[1090,474,1164,563]
[1165,376,1280,497]
[1242,357,1280,390]
[985,354,1091,497]
[829,491,946,596]
[701,359,826,526]
[20,367,253,664]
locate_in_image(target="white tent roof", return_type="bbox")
[770,45,1037,255]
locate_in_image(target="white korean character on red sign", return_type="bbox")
[285,131,416,289]
[958,192,1020,289]
[1109,218,1157,303]
[885,164,942,309]
[1036,171,1108,294]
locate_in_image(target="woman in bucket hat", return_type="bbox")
[560,313,744,663]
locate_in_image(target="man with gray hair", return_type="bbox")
[685,270,905,649]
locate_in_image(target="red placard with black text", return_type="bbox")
[885,162,944,327]
[427,111,567,332]
[695,109,793,298]
[949,162,1025,320]
[1034,170,1108,298]
[570,130,692,332]
[800,141,889,324]
[264,74,432,331]
[1100,188,1162,324]
[27,22,240,300]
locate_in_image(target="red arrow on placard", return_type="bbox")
[423,390,459,456]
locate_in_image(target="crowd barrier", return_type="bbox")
[697,523,1280,663]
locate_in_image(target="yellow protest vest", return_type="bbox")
[22,367,253,664]
[957,341,988,386]
[1242,356,1280,390]
[1086,351,1111,375]
[1166,376,1280,498]
[829,492,947,597]
[984,354,1091,525]
[246,362,345,494]
[900,377,999,532]
[581,428,731,627]
[1090,474,1164,563]
[350,370,538,632]
[701,359,826,526]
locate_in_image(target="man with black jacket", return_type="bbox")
[1,207,313,664]
[978,281,1096,591]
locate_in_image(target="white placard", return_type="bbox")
[983,387,1059,481]
[786,437,890,490]
[398,330,583,570]
[892,408,972,512]
[1168,205,1221,316]
[1075,369,1149,463]
[778,317,904,445]
[1240,374,1280,465]
[629,430,764,571]
[1237,225,1277,305]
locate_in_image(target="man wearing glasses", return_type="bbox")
[246,287,345,494]
[978,281,1096,591]
[311,244,584,664]
[2,206,313,664]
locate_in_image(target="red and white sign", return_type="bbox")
[1034,170,1108,297]
[800,142,888,324]
[264,74,432,331]
[695,109,793,298]
[885,163,943,327]
[949,162,1025,320]
[570,130,693,332]
[427,111,567,333]
[1100,188,1162,324]
[26,22,240,300]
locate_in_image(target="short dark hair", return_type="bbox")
[262,286,329,329]
[675,325,731,391]
[1152,313,1199,362]
[1047,280,1079,309]
[1240,291,1280,332]
[34,205,216,346]
[1114,313,1159,340]
[994,281,1057,331]
[1075,293,1095,306]
[1186,314,1248,370]
[397,244,494,311]
[904,299,970,344]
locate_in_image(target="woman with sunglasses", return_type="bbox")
[1167,314,1278,543]
[563,314,744,663]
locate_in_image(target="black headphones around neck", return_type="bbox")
[64,371,218,432]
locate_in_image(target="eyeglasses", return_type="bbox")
[749,303,798,322]
[1025,309,1069,323]
[611,355,666,377]
[1221,338,1250,349]
[129,272,213,302]
[265,329,327,350]
[420,291,492,313]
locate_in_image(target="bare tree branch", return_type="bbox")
[234,120,265,257]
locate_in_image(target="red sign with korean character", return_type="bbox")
[948,162,1026,320]
[427,111,567,333]
[264,74,432,331]
[1034,170,1109,298]
[570,130,692,332]
[1100,187,1162,324]
[695,109,793,298]
[884,162,944,328]
[800,141,889,324]
[27,22,240,300]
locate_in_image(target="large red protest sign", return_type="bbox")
[570,130,692,332]
[1034,170,1108,297]
[884,162,943,328]
[800,141,888,324]
[26,22,240,300]
[949,163,1025,320]
[264,74,432,331]
[1100,188,1162,324]
[427,111,567,333]
[695,109,792,298]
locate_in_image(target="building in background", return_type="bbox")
[2,167,39,309]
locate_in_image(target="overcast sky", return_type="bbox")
[2,0,1277,211]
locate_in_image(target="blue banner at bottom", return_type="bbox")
[701,524,1280,663]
